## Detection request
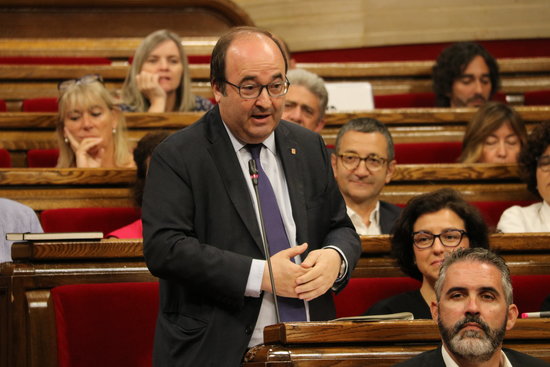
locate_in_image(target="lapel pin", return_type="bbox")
[291,148,297,155]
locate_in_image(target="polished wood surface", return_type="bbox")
[0,164,535,210]
[4,235,550,367]
[1,239,156,367]
[241,319,550,366]
[0,0,253,38]
[0,106,548,155]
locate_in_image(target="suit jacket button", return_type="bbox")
[245,326,253,335]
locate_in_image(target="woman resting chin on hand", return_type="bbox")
[56,75,135,169]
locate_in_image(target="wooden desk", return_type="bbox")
[357,233,550,278]
[3,235,550,367]
[0,107,548,157]
[1,239,155,367]
[0,164,536,211]
[243,319,550,366]
[0,168,135,210]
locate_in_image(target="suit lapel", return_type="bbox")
[205,108,264,253]
[275,123,308,247]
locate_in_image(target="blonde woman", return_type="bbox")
[56,74,135,168]
[121,29,212,112]
[459,102,527,163]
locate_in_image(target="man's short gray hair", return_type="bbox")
[334,118,395,161]
[286,68,328,120]
[435,248,514,306]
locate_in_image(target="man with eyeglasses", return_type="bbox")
[142,26,361,366]
[331,118,401,235]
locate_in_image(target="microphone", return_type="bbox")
[248,159,281,324]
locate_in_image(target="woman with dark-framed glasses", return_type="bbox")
[498,121,550,232]
[364,188,489,318]
[56,74,135,168]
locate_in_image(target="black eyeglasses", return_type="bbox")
[537,155,550,172]
[224,77,290,99]
[337,153,388,172]
[412,229,468,249]
[58,74,104,93]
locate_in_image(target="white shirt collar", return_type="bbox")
[346,201,381,235]
[222,121,276,155]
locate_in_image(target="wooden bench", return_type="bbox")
[244,319,550,366]
[1,106,548,165]
[3,234,550,367]
[0,0,253,39]
[0,164,536,211]
[357,233,550,278]
[1,57,550,110]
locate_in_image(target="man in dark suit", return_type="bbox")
[394,248,550,366]
[331,118,401,235]
[142,26,361,366]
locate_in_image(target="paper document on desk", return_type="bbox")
[332,312,414,322]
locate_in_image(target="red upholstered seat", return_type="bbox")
[512,275,550,314]
[0,99,6,111]
[51,282,159,367]
[0,148,11,167]
[524,90,550,106]
[27,149,59,168]
[394,141,462,164]
[40,207,141,236]
[374,93,436,108]
[333,277,421,318]
[472,200,537,230]
[22,97,58,112]
[27,148,59,167]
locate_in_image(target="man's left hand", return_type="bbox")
[295,247,341,301]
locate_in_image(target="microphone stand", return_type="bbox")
[248,159,281,324]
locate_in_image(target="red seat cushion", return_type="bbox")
[52,282,159,367]
[374,93,436,108]
[22,98,58,112]
[394,141,462,164]
[334,277,421,318]
[511,275,550,314]
[0,99,6,112]
[524,90,550,106]
[26,148,59,167]
[0,148,11,167]
[40,207,141,235]
[472,200,537,230]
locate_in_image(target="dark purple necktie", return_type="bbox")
[247,144,307,322]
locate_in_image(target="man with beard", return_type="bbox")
[394,248,550,366]
[432,42,500,108]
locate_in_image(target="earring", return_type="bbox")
[64,137,69,144]
[112,128,116,135]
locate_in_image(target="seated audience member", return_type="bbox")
[394,247,550,367]
[121,29,212,113]
[282,68,328,132]
[365,188,489,319]
[56,74,135,168]
[497,121,550,232]
[459,102,527,163]
[107,131,170,238]
[0,198,43,263]
[432,42,500,107]
[331,118,400,235]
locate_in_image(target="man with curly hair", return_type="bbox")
[432,42,500,108]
